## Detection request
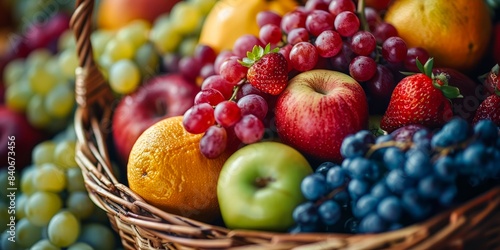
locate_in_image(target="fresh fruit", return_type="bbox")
[96,0,180,30]
[198,0,298,53]
[112,73,199,163]
[483,64,499,95]
[380,59,462,133]
[384,0,493,71]
[473,94,500,126]
[275,69,369,163]
[217,141,313,231]
[0,105,46,169]
[241,44,289,95]
[127,116,232,222]
[291,118,500,234]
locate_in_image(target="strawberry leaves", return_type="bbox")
[240,44,279,68]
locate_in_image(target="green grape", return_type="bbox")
[0,202,8,232]
[32,163,67,192]
[15,217,44,248]
[44,84,75,118]
[66,192,95,220]
[102,38,135,62]
[66,168,86,193]
[5,78,33,113]
[3,58,25,87]
[134,42,160,78]
[0,168,19,199]
[20,165,36,196]
[27,94,52,129]
[91,30,115,59]
[45,56,65,82]
[32,140,56,166]
[15,194,28,220]
[189,0,217,14]
[78,223,116,250]
[170,2,203,35]
[48,210,80,247]
[1,229,22,250]
[28,65,58,95]
[68,242,95,250]
[58,29,76,51]
[179,36,199,57]
[109,59,141,94]
[116,20,151,49]
[53,140,77,169]
[31,239,61,250]
[58,49,79,80]
[26,48,53,68]
[150,21,182,54]
[25,191,62,226]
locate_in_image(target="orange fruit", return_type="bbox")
[127,116,231,222]
[384,0,492,71]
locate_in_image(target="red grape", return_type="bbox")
[199,63,216,80]
[219,57,248,85]
[329,0,356,17]
[178,56,202,81]
[259,24,283,45]
[233,34,264,58]
[281,10,307,34]
[201,75,234,99]
[349,55,377,82]
[182,103,215,134]
[315,30,343,58]
[236,82,267,99]
[306,10,335,37]
[194,44,217,65]
[364,7,381,31]
[237,94,269,120]
[287,27,310,45]
[162,53,181,73]
[214,101,242,127]
[382,36,408,63]
[373,22,398,43]
[279,44,294,72]
[305,0,330,12]
[200,125,227,158]
[257,10,282,28]
[366,64,396,100]
[214,50,235,74]
[334,11,360,37]
[234,114,265,144]
[330,43,353,73]
[194,88,226,106]
[404,47,430,72]
[350,31,377,56]
[290,42,319,72]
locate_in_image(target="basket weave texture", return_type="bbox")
[71,0,500,249]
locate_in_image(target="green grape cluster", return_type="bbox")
[0,126,118,250]
[3,30,78,132]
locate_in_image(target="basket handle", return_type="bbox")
[71,0,114,118]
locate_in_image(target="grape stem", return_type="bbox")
[229,79,246,102]
[357,0,369,32]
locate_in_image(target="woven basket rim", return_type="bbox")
[71,0,500,249]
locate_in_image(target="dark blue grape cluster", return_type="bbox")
[290,117,500,234]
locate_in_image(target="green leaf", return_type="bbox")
[400,71,416,76]
[416,58,425,74]
[423,58,434,77]
[264,43,271,53]
[440,85,462,99]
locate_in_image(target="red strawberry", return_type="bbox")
[241,44,288,95]
[381,58,462,133]
[483,64,499,95]
[473,94,500,125]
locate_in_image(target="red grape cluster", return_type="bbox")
[182,0,432,158]
[162,44,218,83]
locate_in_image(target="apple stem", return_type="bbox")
[254,177,275,188]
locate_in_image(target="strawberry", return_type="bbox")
[473,92,500,126]
[240,44,288,95]
[482,64,499,95]
[381,58,462,133]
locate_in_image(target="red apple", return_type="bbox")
[275,69,369,163]
[112,74,200,164]
[0,105,47,170]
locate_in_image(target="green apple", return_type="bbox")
[217,141,313,231]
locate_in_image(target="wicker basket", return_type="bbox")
[71,0,500,249]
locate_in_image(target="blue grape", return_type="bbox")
[315,162,338,176]
[375,134,393,144]
[293,202,319,225]
[348,179,370,200]
[371,181,392,199]
[377,196,402,223]
[433,156,457,182]
[404,148,431,179]
[386,169,415,194]
[438,117,470,144]
[346,157,374,180]
[473,119,499,145]
[354,130,376,145]
[358,213,387,233]
[402,189,432,220]
[439,184,457,206]
[352,194,379,219]
[418,175,444,199]
[460,142,488,167]
[289,223,319,233]
[326,166,347,189]
[383,147,405,170]
[301,173,328,201]
[318,200,342,225]
[333,190,350,206]
[340,135,366,158]
[412,128,431,150]
[431,132,454,148]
